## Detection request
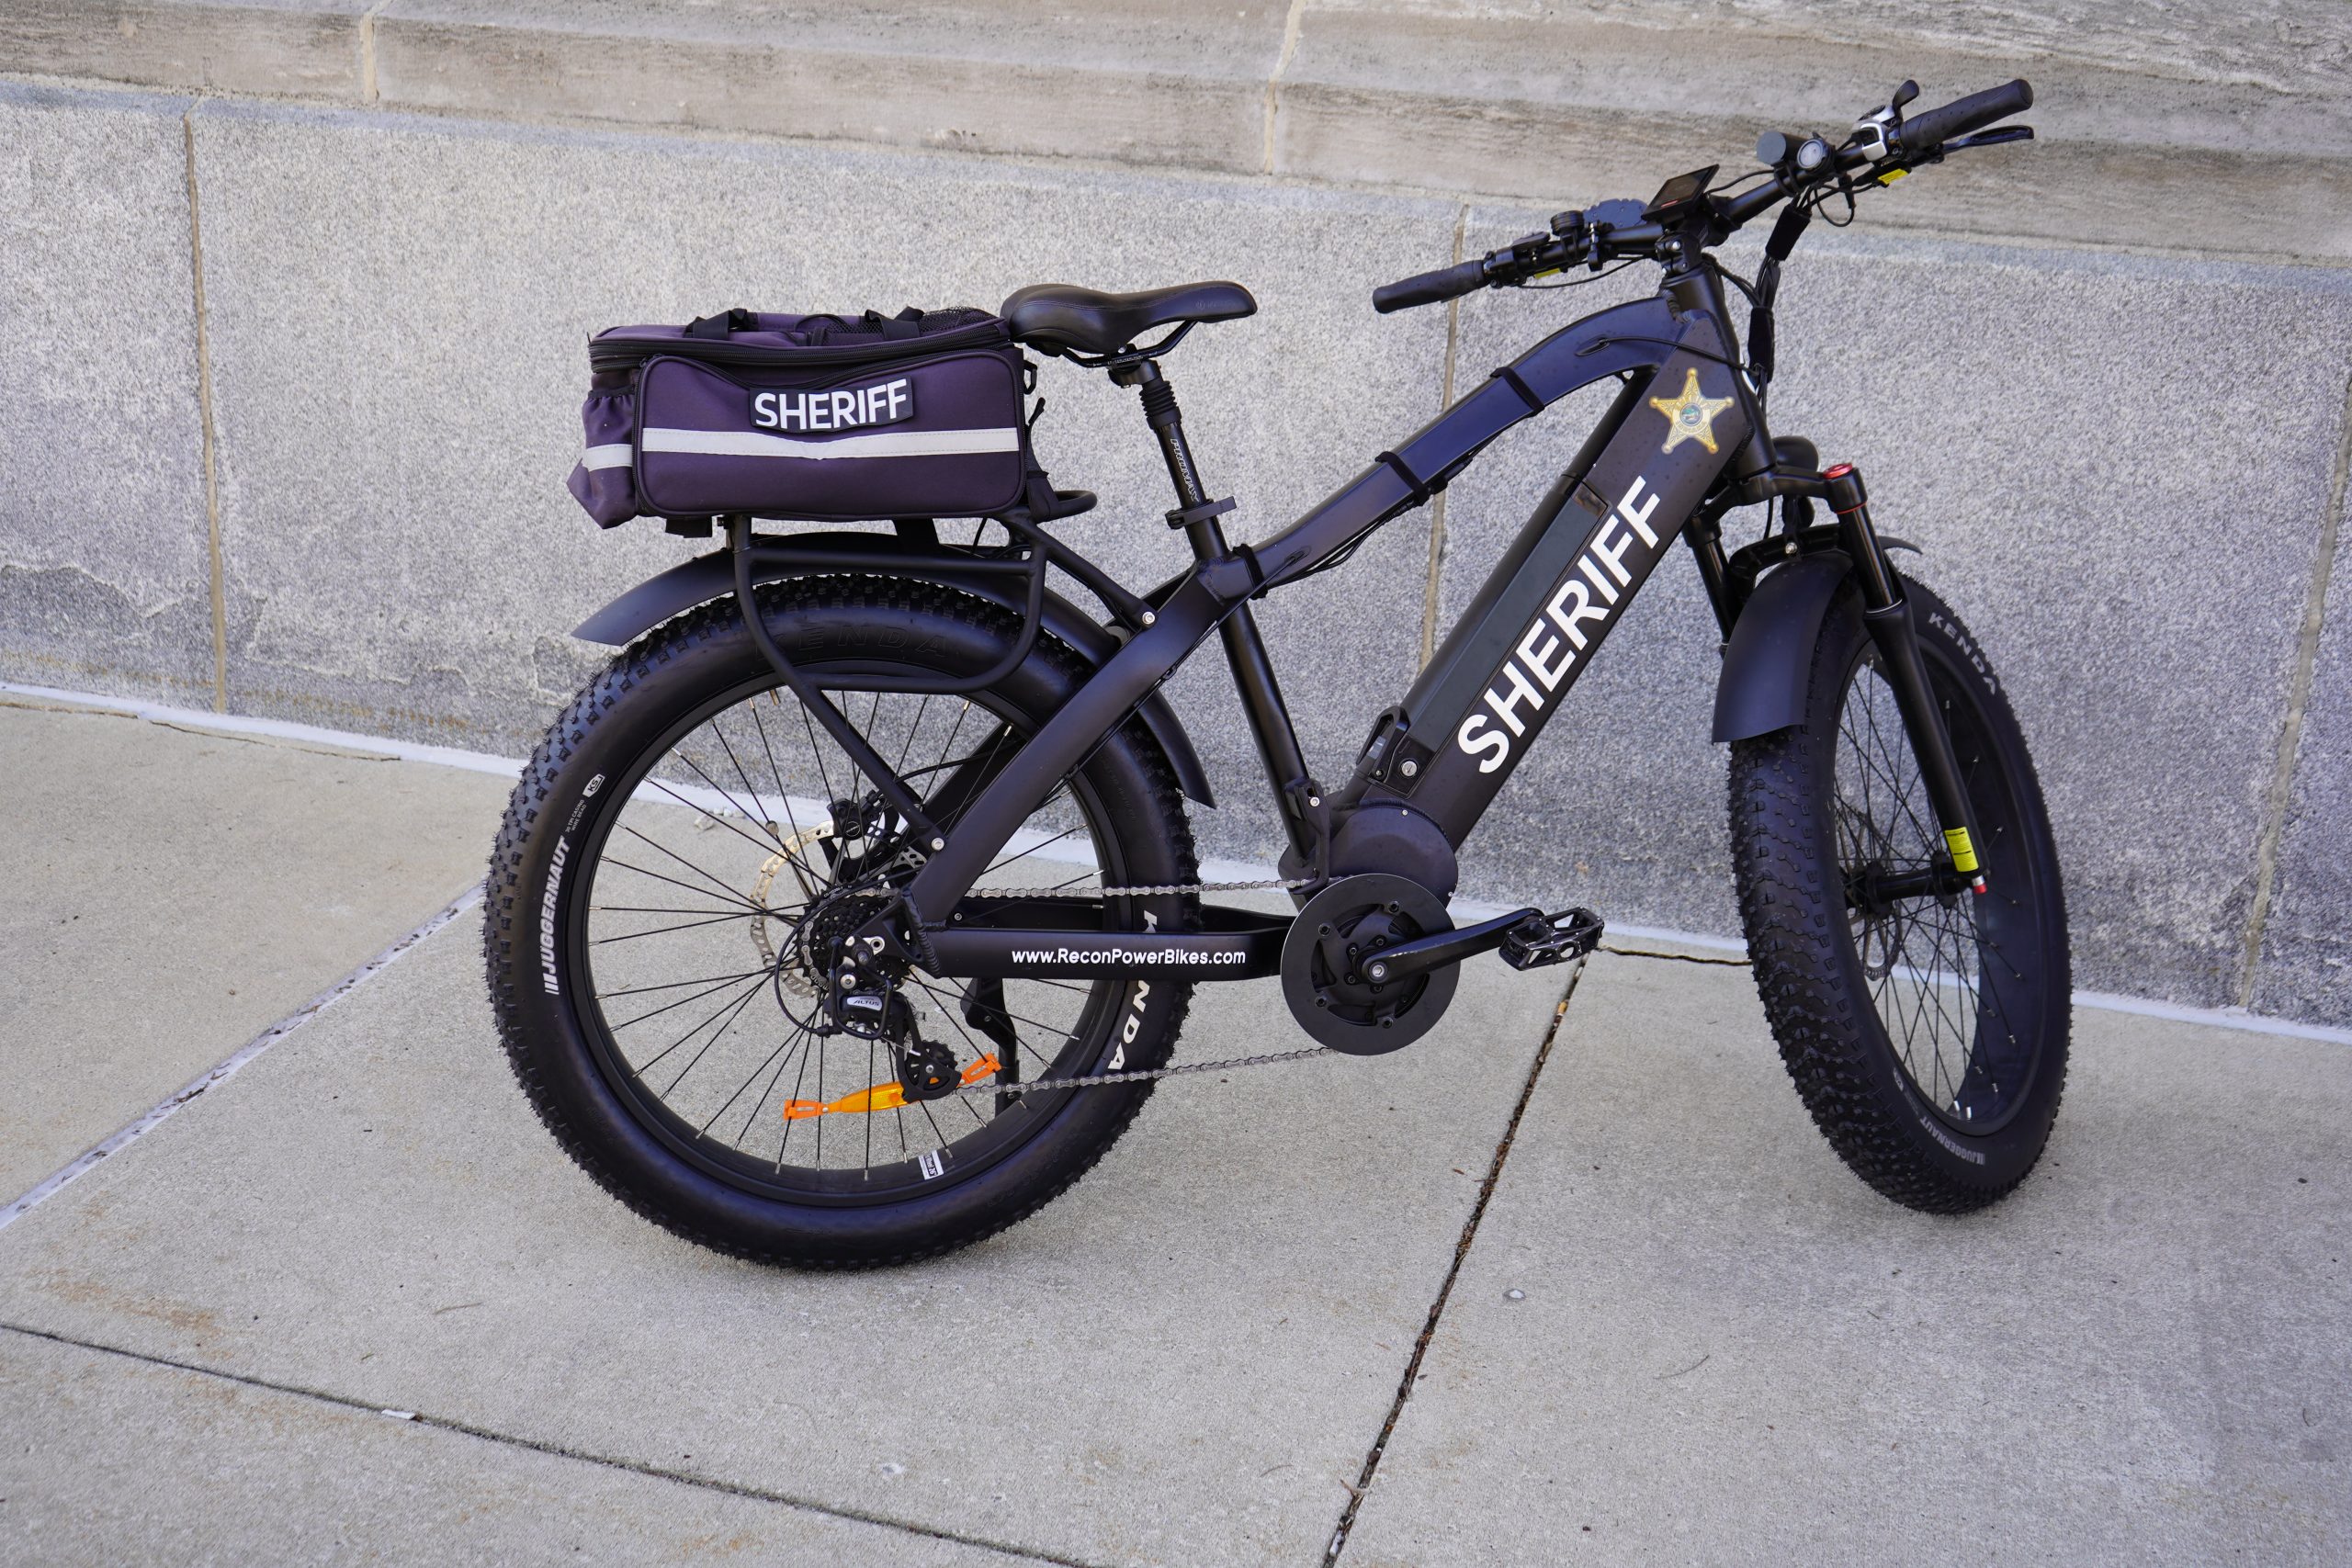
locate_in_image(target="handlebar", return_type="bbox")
[1373,256,1492,315]
[1371,77,2033,312]
[1900,78,2033,154]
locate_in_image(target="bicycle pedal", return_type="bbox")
[1498,908,1604,970]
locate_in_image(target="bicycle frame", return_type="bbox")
[841,262,1781,977]
[503,76,2048,1253]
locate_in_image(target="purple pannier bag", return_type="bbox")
[566,307,1033,527]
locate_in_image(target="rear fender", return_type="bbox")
[572,547,1216,807]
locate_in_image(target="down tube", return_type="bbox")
[1371,348,1751,845]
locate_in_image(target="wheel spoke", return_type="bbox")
[598,854,771,916]
[656,978,769,1095]
[594,910,765,945]
[910,977,1059,1074]
[612,824,775,914]
[571,653,1134,1195]
[1821,626,2053,1138]
[626,973,769,1072]
[643,770,790,863]
[730,1022,813,1145]
[604,971,772,1034]
[748,696,815,853]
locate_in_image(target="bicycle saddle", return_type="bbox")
[1001,280,1256,356]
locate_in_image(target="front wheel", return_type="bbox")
[1729,575,2069,1213]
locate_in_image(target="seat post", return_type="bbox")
[1114,358,1227,558]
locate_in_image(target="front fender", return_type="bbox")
[1711,552,1852,742]
[572,547,1216,806]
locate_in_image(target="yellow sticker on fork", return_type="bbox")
[1942,827,1981,874]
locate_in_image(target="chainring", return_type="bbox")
[1280,873,1458,1055]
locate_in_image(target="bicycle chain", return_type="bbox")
[953,1043,1340,1099]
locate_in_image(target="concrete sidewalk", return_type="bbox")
[0,694,513,1200]
[2,700,2347,1564]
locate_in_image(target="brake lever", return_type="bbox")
[1939,125,2036,154]
[1890,123,2033,180]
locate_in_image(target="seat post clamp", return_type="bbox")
[1165,496,1237,532]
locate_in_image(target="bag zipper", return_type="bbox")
[589,321,1006,375]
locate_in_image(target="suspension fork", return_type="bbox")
[1823,462,1987,896]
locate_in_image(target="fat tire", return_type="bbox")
[1728,576,2069,1213]
[483,577,1199,1267]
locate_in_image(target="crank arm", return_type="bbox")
[1368,905,1606,983]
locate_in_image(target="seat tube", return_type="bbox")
[1123,359,1319,863]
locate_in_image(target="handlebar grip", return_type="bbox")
[1373,257,1489,314]
[1902,78,2033,152]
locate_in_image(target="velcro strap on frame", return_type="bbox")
[1202,540,1267,602]
[1489,366,1545,414]
[1233,541,1266,595]
[1374,449,1432,503]
[1764,203,1812,263]
[865,307,924,341]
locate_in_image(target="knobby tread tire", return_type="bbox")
[1727,577,2069,1214]
[483,577,1198,1268]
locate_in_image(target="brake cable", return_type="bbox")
[1747,197,1814,395]
[1510,254,1647,292]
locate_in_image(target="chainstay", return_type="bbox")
[962,876,1312,898]
[937,874,1327,1095]
[952,1043,1338,1099]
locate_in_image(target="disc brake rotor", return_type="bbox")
[752,820,833,997]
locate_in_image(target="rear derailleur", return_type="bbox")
[835,984,963,1102]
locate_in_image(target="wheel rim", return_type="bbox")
[1830,641,2047,1135]
[564,662,1137,1206]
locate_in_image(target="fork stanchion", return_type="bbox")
[1823,465,1987,895]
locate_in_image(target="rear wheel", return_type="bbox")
[485,577,1199,1267]
[1729,575,2069,1212]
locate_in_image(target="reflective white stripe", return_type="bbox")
[580,443,633,470]
[640,426,1021,461]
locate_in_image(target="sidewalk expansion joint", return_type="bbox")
[1321,954,1591,1565]
[1259,0,1306,176]
[0,1322,1102,1568]
[179,98,228,712]
[2235,362,2349,1008]
[1418,203,1470,671]
[0,884,484,1232]
[1600,942,1750,968]
[359,0,392,104]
